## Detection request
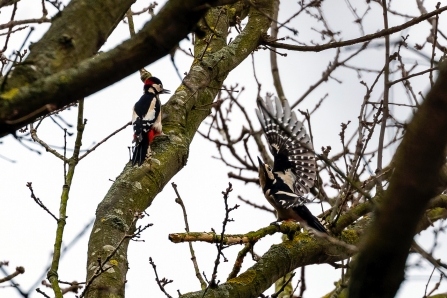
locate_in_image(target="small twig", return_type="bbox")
[198,8,225,60]
[30,122,66,161]
[228,172,259,184]
[425,271,443,297]
[81,211,152,297]
[132,2,158,16]
[299,266,306,298]
[227,243,252,280]
[272,272,295,298]
[172,182,206,289]
[0,266,24,283]
[412,240,447,272]
[149,257,173,298]
[61,282,82,295]
[126,9,136,36]
[63,128,67,183]
[6,103,56,125]
[36,288,50,298]
[26,182,58,221]
[388,67,438,86]
[424,266,436,298]
[376,0,390,189]
[430,2,441,86]
[237,195,275,214]
[1,25,34,91]
[34,102,77,125]
[125,9,150,76]
[0,17,51,33]
[209,183,237,288]
[78,121,131,161]
[312,229,358,253]
[265,5,447,53]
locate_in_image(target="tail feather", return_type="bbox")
[132,134,149,166]
[308,216,328,234]
[293,205,328,234]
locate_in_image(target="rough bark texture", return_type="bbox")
[4,0,135,90]
[0,0,237,137]
[348,61,447,298]
[179,199,447,298]
[0,0,136,135]
[180,227,359,298]
[84,2,271,297]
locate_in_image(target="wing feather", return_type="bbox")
[257,97,317,195]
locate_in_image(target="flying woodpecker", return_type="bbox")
[256,97,327,233]
[131,77,170,166]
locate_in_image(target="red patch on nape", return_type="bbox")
[144,78,155,86]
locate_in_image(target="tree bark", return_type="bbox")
[84,1,272,297]
[0,0,237,137]
[348,61,447,298]
[3,0,136,91]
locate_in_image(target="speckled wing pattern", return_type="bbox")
[256,96,317,196]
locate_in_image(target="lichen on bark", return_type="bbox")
[84,1,273,297]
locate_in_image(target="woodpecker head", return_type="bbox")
[144,77,170,94]
[257,156,275,189]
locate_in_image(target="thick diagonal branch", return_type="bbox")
[84,2,273,297]
[0,0,237,137]
[1,0,136,98]
[348,61,447,298]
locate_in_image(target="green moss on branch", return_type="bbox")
[84,2,273,297]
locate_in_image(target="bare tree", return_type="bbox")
[1,0,447,298]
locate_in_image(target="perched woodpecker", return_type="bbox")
[131,77,170,166]
[256,97,327,233]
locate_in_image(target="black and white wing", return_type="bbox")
[256,96,317,196]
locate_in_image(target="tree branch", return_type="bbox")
[264,5,447,52]
[2,0,136,91]
[84,2,274,297]
[0,0,238,137]
[348,61,447,298]
[180,202,447,298]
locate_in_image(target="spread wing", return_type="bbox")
[256,97,317,195]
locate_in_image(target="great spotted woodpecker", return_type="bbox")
[256,97,327,233]
[131,77,170,166]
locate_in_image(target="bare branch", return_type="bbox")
[0,266,24,283]
[265,5,447,52]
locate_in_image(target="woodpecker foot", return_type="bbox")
[145,148,152,160]
[269,221,281,227]
[156,134,170,142]
[149,158,161,165]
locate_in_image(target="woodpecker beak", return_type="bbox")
[160,89,171,94]
[257,156,264,168]
[257,156,267,188]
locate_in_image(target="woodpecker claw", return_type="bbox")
[269,221,281,227]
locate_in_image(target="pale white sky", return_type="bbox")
[0,0,445,297]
